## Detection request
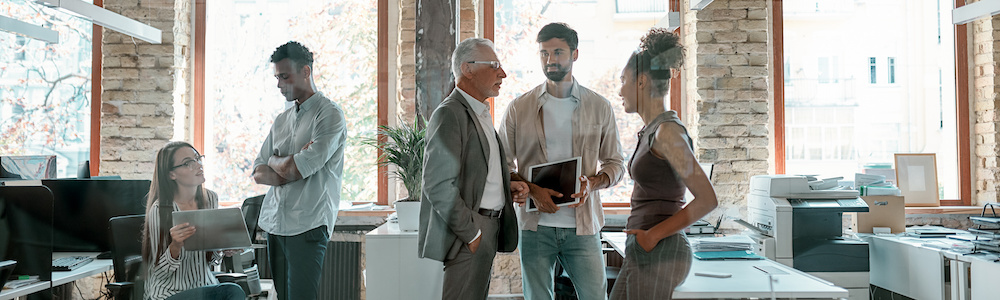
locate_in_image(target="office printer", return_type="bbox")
[746,175,869,272]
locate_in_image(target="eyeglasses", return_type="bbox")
[467,61,502,70]
[171,155,205,170]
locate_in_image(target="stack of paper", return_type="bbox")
[690,235,756,252]
[685,219,716,234]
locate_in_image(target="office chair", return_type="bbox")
[106,211,263,300]
[217,195,267,298]
[106,214,145,300]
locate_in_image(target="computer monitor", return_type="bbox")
[0,155,57,180]
[40,179,150,252]
[0,186,54,281]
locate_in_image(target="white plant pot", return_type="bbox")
[395,201,421,232]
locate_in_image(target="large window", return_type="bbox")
[494,0,670,203]
[204,0,377,203]
[783,0,958,200]
[0,0,93,178]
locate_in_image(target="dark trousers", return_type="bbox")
[442,213,499,300]
[267,226,328,300]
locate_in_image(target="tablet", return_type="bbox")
[172,208,252,251]
[526,156,582,212]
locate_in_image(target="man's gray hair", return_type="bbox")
[451,38,496,80]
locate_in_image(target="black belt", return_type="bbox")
[478,208,502,218]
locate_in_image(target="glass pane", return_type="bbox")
[206,0,377,204]
[0,0,93,178]
[495,0,669,203]
[784,0,958,199]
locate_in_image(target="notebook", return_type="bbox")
[172,208,253,251]
[693,250,765,260]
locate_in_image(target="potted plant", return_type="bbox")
[364,120,425,231]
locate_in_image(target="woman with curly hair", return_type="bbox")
[610,28,719,300]
[141,141,245,300]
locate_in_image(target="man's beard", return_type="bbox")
[544,64,570,82]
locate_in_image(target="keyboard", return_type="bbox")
[52,255,94,271]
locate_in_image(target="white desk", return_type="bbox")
[365,222,445,300]
[869,234,1000,300]
[603,232,849,299]
[1,252,113,300]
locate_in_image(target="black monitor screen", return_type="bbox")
[41,179,150,252]
[0,186,54,281]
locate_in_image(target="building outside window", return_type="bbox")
[784,0,957,199]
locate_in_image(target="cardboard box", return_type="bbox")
[852,196,905,233]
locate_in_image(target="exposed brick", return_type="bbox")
[729,0,766,9]
[716,77,750,90]
[120,127,156,139]
[104,68,140,79]
[736,43,768,54]
[748,31,768,43]
[696,31,714,43]
[747,8,767,19]
[699,21,736,32]
[714,54,749,65]
[698,66,731,77]
[698,44,736,54]
[121,103,157,116]
[714,31,749,43]
[736,20,768,31]
[731,66,767,77]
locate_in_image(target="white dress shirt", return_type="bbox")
[254,92,345,238]
[455,87,505,211]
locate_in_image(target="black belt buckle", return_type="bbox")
[478,208,501,218]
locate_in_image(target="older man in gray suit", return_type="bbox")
[418,38,528,300]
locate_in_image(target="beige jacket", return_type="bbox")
[498,79,625,235]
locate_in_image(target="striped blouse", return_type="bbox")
[143,190,223,300]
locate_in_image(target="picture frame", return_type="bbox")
[894,153,939,207]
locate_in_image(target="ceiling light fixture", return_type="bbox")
[35,0,161,44]
[0,15,59,44]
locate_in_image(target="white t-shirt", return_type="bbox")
[538,94,579,228]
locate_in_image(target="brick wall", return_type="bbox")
[100,0,191,179]
[972,13,1000,206]
[685,0,772,221]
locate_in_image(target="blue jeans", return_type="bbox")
[267,226,328,300]
[520,226,607,300]
[164,283,245,300]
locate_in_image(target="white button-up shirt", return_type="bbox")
[254,92,346,238]
[455,87,505,211]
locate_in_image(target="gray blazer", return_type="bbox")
[418,90,519,262]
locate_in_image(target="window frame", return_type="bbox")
[772,0,972,206]
[192,0,391,205]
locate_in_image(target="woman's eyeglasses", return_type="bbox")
[171,155,205,170]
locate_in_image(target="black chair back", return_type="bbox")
[108,214,145,283]
[241,195,265,243]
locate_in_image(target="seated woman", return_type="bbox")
[610,28,719,300]
[141,141,245,300]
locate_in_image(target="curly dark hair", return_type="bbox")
[270,41,314,71]
[625,28,684,95]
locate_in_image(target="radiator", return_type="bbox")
[255,231,367,300]
[318,241,362,300]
